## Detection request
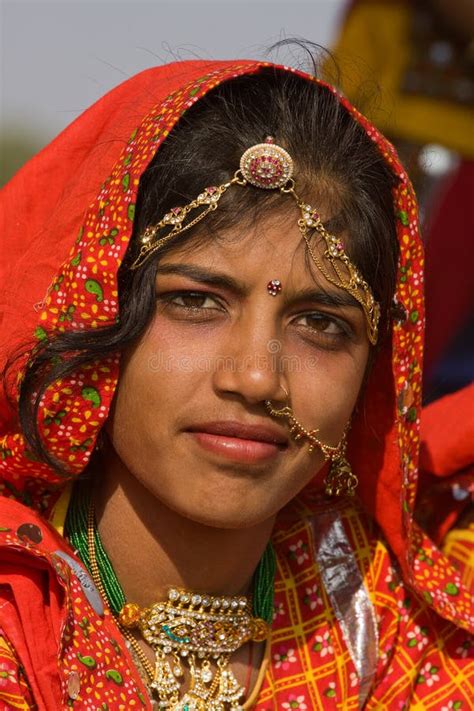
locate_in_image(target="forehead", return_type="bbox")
[157,205,350,293]
[157,210,358,307]
[159,214,293,282]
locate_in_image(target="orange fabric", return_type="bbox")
[442,522,474,591]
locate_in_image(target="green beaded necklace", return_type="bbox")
[65,483,276,624]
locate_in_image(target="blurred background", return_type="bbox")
[1,0,473,403]
[1,0,343,173]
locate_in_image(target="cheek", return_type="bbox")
[109,321,209,440]
[293,346,369,435]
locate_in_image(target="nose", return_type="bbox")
[212,316,287,406]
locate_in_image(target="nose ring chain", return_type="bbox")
[265,398,345,458]
[265,388,358,497]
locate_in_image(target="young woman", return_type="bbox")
[0,59,472,710]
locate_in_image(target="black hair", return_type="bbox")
[8,60,399,473]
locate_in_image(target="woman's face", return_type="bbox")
[107,207,370,529]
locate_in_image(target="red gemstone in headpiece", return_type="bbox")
[240,141,293,190]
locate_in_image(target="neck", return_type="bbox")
[91,450,275,608]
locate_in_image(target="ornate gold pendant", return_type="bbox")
[120,588,270,710]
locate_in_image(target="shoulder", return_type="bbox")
[0,494,150,709]
[0,495,73,708]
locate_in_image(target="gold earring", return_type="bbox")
[323,431,358,497]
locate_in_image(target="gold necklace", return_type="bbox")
[87,503,270,710]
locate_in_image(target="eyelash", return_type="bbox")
[157,290,352,348]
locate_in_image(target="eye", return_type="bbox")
[158,290,225,314]
[298,314,344,333]
[293,311,352,347]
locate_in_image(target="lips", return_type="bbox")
[186,420,289,446]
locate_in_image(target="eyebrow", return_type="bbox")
[155,263,361,310]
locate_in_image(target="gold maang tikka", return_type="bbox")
[265,386,358,497]
[131,137,380,345]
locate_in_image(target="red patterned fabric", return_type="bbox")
[0,497,149,709]
[1,491,472,709]
[0,60,472,709]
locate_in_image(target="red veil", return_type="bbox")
[0,60,471,640]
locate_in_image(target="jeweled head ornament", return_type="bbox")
[267,279,282,296]
[240,140,293,188]
[132,136,380,344]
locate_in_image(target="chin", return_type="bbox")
[159,487,282,530]
[189,510,271,530]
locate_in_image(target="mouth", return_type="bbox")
[185,420,289,464]
[188,433,286,463]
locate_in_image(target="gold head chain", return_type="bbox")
[131,136,380,345]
